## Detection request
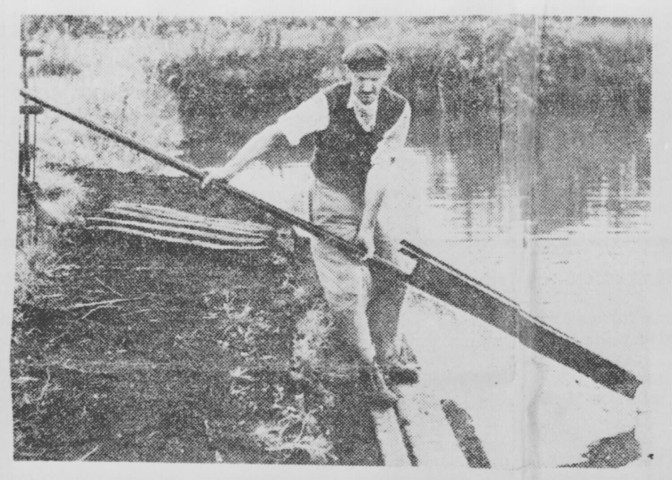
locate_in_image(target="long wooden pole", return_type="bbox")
[20,88,641,398]
[19,88,383,269]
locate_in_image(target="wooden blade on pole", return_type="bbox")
[20,88,642,398]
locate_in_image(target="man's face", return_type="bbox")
[349,68,390,105]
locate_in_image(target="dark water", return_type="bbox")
[186,108,651,376]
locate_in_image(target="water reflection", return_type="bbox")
[532,110,650,235]
[420,110,651,239]
[412,110,650,374]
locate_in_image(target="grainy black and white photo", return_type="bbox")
[10,12,654,470]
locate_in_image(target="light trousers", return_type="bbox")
[309,180,407,364]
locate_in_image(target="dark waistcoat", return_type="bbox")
[312,82,407,197]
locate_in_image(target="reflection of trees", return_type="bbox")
[413,112,499,202]
[531,110,650,235]
[413,112,505,242]
[414,89,650,239]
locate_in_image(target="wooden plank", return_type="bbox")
[370,408,411,466]
[105,207,270,238]
[401,240,641,398]
[112,203,271,234]
[112,202,272,234]
[395,385,469,467]
[110,204,270,234]
[87,217,267,245]
[105,206,273,236]
[86,226,267,251]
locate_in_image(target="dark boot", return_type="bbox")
[366,361,398,408]
[384,359,420,385]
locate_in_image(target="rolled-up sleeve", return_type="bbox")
[276,92,330,146]
[370,101,411,166]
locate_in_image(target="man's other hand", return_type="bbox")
[356,225,375,261]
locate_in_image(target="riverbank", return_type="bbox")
[12,166,644,467]
[11,167,380,464]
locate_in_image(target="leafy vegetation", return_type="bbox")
[22,15,650,169]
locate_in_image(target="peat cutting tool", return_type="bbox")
[20,88,641,399]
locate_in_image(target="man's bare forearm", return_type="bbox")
[360,163,391,231]
[206,124,282,182]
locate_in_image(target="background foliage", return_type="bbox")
[22,15,650,168]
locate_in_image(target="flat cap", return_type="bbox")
[342,39,390,71]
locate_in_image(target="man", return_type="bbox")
[202,39,416,406]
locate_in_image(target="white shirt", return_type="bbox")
[276,86,411,166]
[347,87,379,132]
